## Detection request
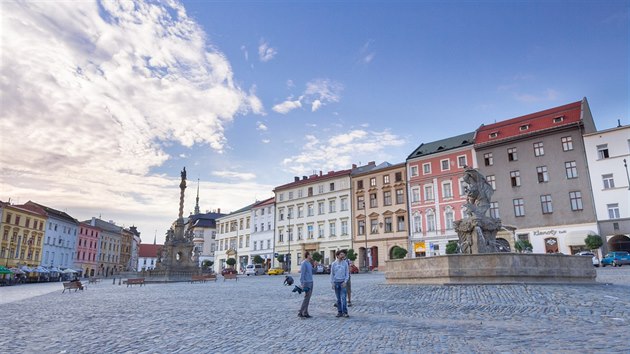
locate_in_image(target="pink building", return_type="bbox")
[76,222,99,277]
[406,132,476,257]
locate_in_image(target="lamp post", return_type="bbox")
[624,159,630,190]
[287,211,291,273]
[363,194,369,272]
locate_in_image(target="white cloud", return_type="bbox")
[282,129,405,174]
[311,100,322,112]
[256,121,268,131]
[261,139,271,144]
[241,45,249,61]
[258,39,277,62]
[272,99,302,114]
[212,171,257,181]
[179,153,189,158]
[0,0,265,242]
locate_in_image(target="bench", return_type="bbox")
[62,281,86,293]
[190,275,207,283]
[204,274,217,282]
[126,278,145,287]
[223,273,238,282]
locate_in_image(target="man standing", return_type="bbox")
[298,251,314,318]
[330,250,350,318]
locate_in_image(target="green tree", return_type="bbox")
[392,246,408,259]
[312,252,322,263]
[346,249,358,262]
[202,260,214,268]
[515,240,533,253]
[276,254,285,264]
[226,257,236,267]
[253,255,264,264]
[446,241,459,254]
[584,234,603,251]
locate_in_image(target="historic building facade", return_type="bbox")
[0,202,47,268]
[187,210,225,267]
[76,221,100,276]
[250,197,275,270]
[274,169,353,270]
[351,161,409,270]
[86,217,122,276]
[215,203,255,273]
[26,201,78,269]
[475,99,598,254]
[406,132,477,256]
[583,123,630,254]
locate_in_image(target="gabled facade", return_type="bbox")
[121,228,133,271]
[0,202,47,268]
[274,169,353,271]
[351,161,409,270]
[137,243,162,271]
[187,210,225,267]
[583,124,630,253]
[25,201,79,269]
[76,222,100,277]
[250,197,275,269]
[406,132,476,257]
[85,217,122,276]
[475,98,598,254]
[215,203,256,273]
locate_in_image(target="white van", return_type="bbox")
[245,264,265,276]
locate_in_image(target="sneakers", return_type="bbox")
[336,313,343,317]
[297,313,304,318]
[343,313,349,318]
[348,302,352,307]
[333,303,338,308]
[304,315,312,318]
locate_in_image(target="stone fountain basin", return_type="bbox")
[385,253,596,285]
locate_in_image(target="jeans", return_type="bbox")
[334,282,348,314]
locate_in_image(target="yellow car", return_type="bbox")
[267,268,285,275]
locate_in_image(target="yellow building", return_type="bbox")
[0,202,48,268]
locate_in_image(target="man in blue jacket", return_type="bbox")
[330,250,350,317]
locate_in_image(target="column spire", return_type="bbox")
[194,178,200,215]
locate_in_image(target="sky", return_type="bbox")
[1,0,628,245]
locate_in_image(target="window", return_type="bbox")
[4,213,10,223]
[413,214,422,233]
[411,188,420,203]
[357,180,364,189]
[288,191,293,200]
[565,161,578,179]
[602,174,615,189]
[307,225,314,239]
[533,142,544,156]
[519,124,530,131]
[384,217,393,232]
[329,182,335,191]
[553,116,564,123]
[307,204,314,216]
[370,219,378,234]
[383,191,392,206]
[457,155,467,168]
[490,202,500,218]
[422,163,431,174]
[442,182,453,199]
[540,195,553,214]
[318,185,324,194]
[441,159,450,171]
[383,175,390,184]
[536,166,549,183]
[370,177,376,187]
[318,202,325,215]
[340,198,348,211]
[597,144,609,159]
[341,220,348,235]
[561,136,573,151]
[489,132,498,138]
[357,220,365,235]
[510,171,521,187]
[513,198,525,217]
[318,224,325,238]
[444,209,454,230]
[607,204,620,219]
[369,193,377,208]
[396,189,404,204]
[288,207,293,219]
[397,216,405,231]
[569,191,583,211]
[356,196,365,210]
[484,153,493,166]
[508,148,517,161]
[308,187,313,196]
[411,166,419,177]
[424,185,434,201]
[486,175,496,190]
[298,206,304,218]
[298,189,303,198]
[426,211,436,231]
[329,200,336,213]
[395,172,402,182]
[459,179,467,196]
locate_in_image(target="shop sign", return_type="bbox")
[414,242,426,252]
[533,229,567,237]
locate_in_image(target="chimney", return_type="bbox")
[218,208,221,213]
[319,171,322,176]
[294,176,300,182]
[352,164,357,169]
[302,176,307,180]
[618,119,622,127]
[369,161,375,165]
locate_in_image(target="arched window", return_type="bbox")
[444,207,454,230]
[413,212,422,233]
[426,210,436,232]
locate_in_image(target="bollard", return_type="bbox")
[119,278,122,286]
[113,277,116,285]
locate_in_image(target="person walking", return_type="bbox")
[330,250,350,318]
[298,251,314,318]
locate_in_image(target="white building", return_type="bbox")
[137,243,161,271]
[583,123,630,253]
[250,197,275,270]
[188,210,225,267]
[215,203,256,273]
[274,170,353,272]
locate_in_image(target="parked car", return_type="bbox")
[576,251,600,267]
[245,264,265,276]
[221,268,238,276]
[601,251,630,267]
[267,268,285,275]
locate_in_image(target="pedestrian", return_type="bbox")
[344,253,352,307]
[298,251,314,319]
[330,250,350,318]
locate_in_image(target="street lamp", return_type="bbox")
[363,194,369,272]
[624,159,630,190]
[287,210,292,273]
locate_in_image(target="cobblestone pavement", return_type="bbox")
[1,268,628,353]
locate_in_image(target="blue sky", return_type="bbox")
[1,0,627,244]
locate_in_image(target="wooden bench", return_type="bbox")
[223,273,238,282]
[204,274,217,282]
[126,278,145,287]
[62,281,86,293]
[190,275,207,283]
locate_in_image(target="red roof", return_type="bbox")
[475,101,582,146]
[139,244,162,258]
[273,169,352,192]
[254,196,275,207]
[9,203,48,217]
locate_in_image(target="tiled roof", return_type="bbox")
[407,132,475,160]
[82,218,122,233]
[475,100,582,146]
[274,169,352,192]
[139,244,162,258]
[25,201,78,224]
[10,203,48,217]
[254,197,275,207]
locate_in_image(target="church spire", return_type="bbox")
[194,178,200,215]
[153,230,156,245]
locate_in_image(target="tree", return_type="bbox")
[515,240,533,253]
[346,249,358,262]
[202,260,214,268]
[276,254,285,264]
[446,241,459,254]
[584,234,603,251]
[392,246,407,259]
[226,257,236,268]
[312,252,322,263]
[253,255,264,264]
